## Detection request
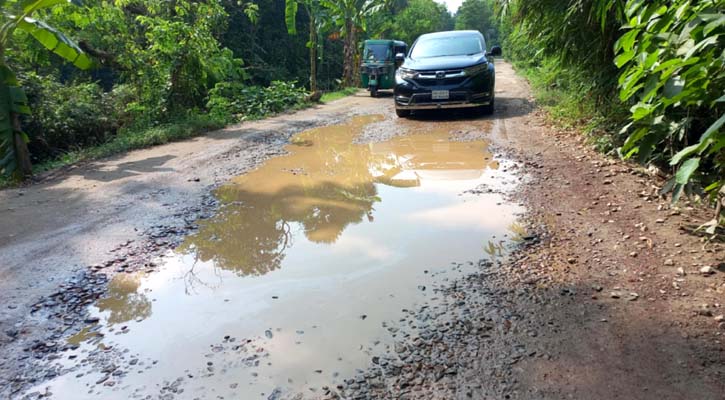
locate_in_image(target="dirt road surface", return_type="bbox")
[1,62,723,399]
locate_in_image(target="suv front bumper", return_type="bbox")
[394,91,492,110]
[394,71,494,110]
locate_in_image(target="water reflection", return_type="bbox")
[508,222,528,241]
[180,115,497,277]
[484,240,505,259]
[484,223,529,261]
[95,273,151,325]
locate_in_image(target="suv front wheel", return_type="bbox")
[395,108,411,118]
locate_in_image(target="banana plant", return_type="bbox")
[320,0,385,87]
[1,0,92,178]
[285,0,327,93]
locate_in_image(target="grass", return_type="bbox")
[321,87,358,103]
[509,57,628,155]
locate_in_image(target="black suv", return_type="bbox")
[393,30,501,118]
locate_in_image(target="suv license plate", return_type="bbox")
[431,90,449,100]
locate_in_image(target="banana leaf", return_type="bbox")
[21,0,83,14]
[17,16,92,69]
[285,0,298,34]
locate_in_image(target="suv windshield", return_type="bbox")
[410,35,482,59]
[364,44,390,62]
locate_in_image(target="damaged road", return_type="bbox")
[1,62,723,399]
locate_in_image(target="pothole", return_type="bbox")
[25,114,525,399]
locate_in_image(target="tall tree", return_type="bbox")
[365,0,407,39]
[454,0,497,44]
[393,0,452,45]
[117,0,241,112]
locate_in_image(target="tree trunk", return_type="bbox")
[309,14,318,92]
[12,113,32,178]
[350,26,359,86]
[1,49,32,178]
[342,20,355,87]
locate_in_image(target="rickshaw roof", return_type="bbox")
[364,40,407,47]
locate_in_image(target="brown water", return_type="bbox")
[29,115,523,399]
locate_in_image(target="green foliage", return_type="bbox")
[321,0,386,86]
[455,0,498,45]
[510,53,628,152]
[499,0,723,212]
[615,0,724,200]
[1,0,92,69]
[364,0,407,39]
[500,0,628,152]
[285,0,300,34]
[284,0,330,90]
[1,0,92,177]
[4,0,350,178]
[207,80,309,122]
[21,73,135,159]
[393,0,453,45]
[66,0,244,117]
[501,0,623,87]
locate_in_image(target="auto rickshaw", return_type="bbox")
[360,40,407,97]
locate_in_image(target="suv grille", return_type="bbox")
[413,69,467,85]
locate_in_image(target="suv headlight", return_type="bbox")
[463,63,488,76]
[396,67,418,80]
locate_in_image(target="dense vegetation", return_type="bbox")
[496,0,723,225]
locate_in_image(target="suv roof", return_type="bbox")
[417,30,482,40]
[365,39,407,47]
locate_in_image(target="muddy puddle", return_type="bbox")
[28,115,524,399]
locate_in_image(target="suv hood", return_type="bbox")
[403,54,486,71]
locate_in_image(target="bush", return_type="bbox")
[615,0,724,201]
[500,0,723,208]
[87,113,226,159]
[207,80,308,122]
[21,73,137,161]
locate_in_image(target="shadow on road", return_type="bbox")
[78,155,176,182]
[490,278,725,399]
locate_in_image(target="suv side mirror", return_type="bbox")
[395,53,405,62]
[488,46,502,57]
